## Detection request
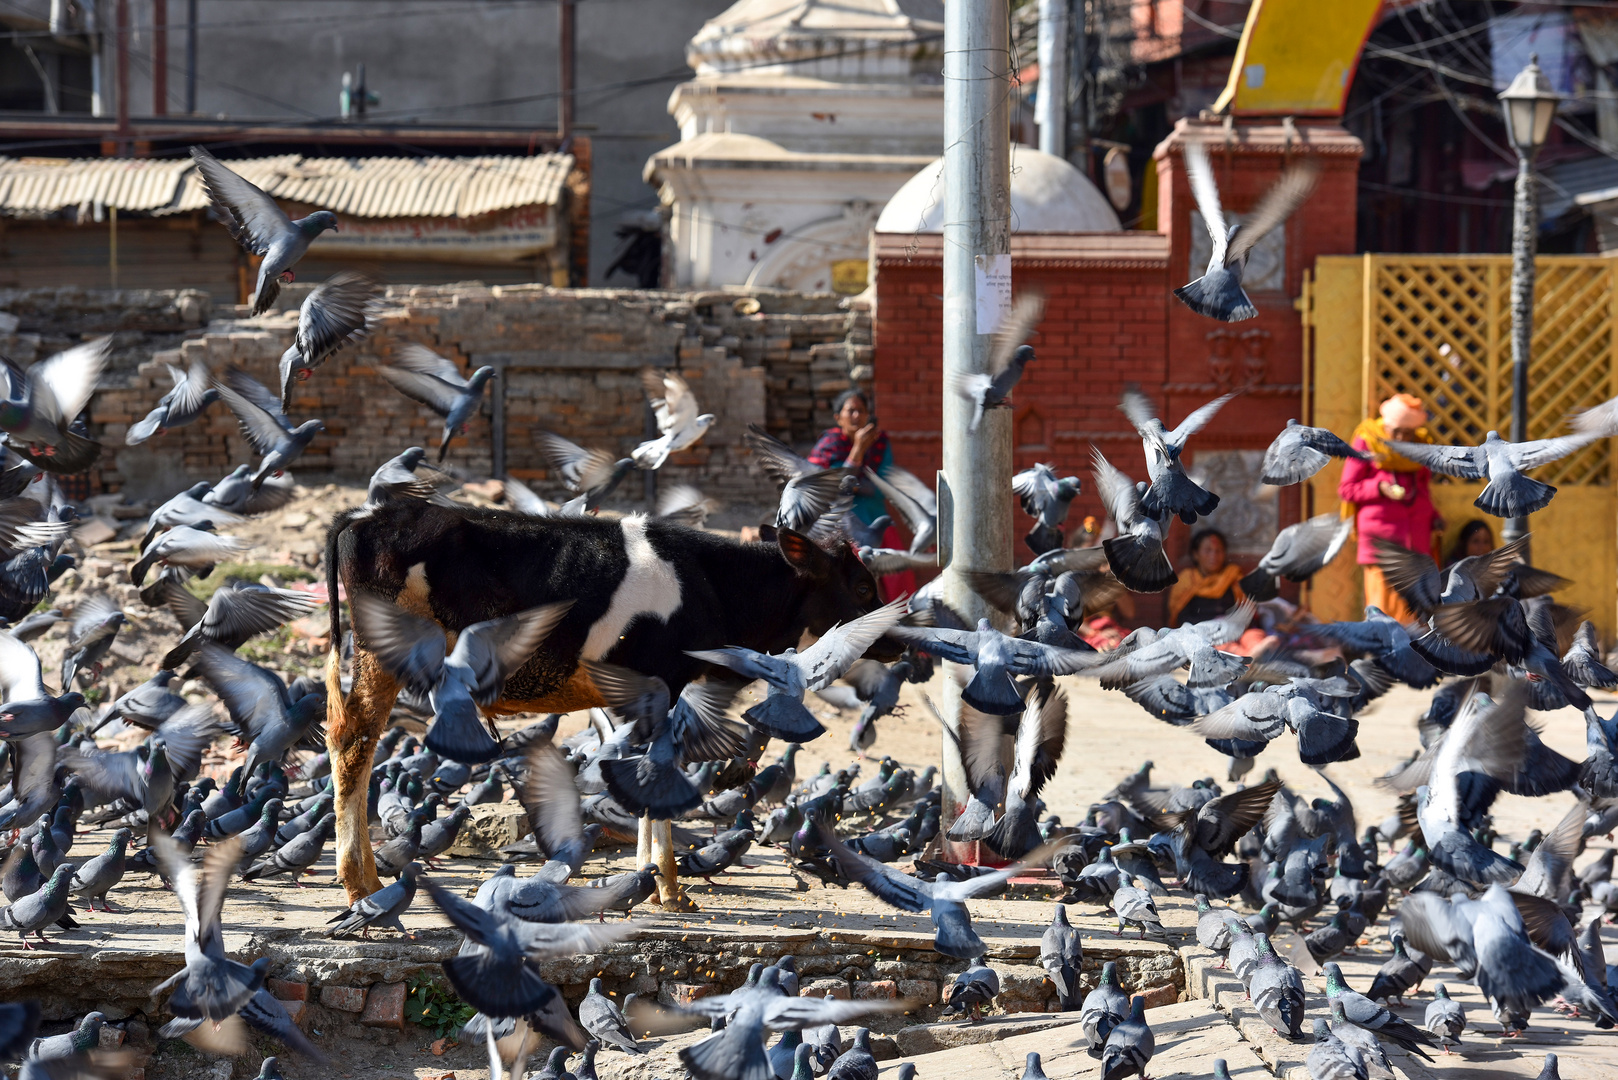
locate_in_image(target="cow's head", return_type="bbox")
[777,529,904,661]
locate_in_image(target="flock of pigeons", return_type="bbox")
[0,140,1613,1080]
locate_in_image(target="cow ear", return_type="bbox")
[777,529,831,578]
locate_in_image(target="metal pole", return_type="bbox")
[1072,0,1088,174]
[114,0,129,149]
[1504,147,1536,556]
[490,357,508,479]
[939,0,1013,863]
[184,0,196,115]
[1036,0,1067,159]
[152,0,167,115]
[558,0,576,139]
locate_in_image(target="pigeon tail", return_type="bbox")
[441,952,560,1019]
[1475,472,1557,519]
[1293,712,1359,766]
[1102,534,1176,593]
[602,755,703,819]
[1174,269,1257,323]
[983,800,1041,859]
[742,695,827,742]
[1238,566,1279,602]
[1141,469,1220,525]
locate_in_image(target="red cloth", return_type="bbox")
[1338,437,1438,564]
[878,525,917,602]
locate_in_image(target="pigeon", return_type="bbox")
[375,345,497,463]
[1013,463,1081,554]
[677,829,755,880]
[633,368,715,469]
[62,703,221,821]
[1313,607,1439,689]
[1239,514,1353,601]
[1091,448,1174,592]
[420,873,628,1025]
[203,464,296,516]
[1321,962,1434,1059]
[149,832,261,1020]
[160,978,326,1063]
[242,812,334,885]
[191,645,326,783]
[688,596,904,741]
[1423,983,1466,1052]
[1081,961,1129,1057]
[350,591,572,763]
[418,804,471,864]
[326,863,419,937]
[0,629,87,737]
[1387,428,1603,518]
[129,525,249,587]
[0,732,61,832]
[885,617,1091,715]
[1195,895,1231,950]
[162,581,319,670]
[820,821,1052,959]
[1366,935,1426,1005]
[142,483,245,547]
[0,864,77,948]
[1100,996,1153,1080]
[1261,419,1372,486]
[1250,932,1305,1038]
[366,446,458,510]
[534,1047,576,1080]
[67,827,131,912]
[232,798,283,870]
[1120,388,1233,523]
[6,608,62,644]
[25,1010,103,1062]
[822,1027,880,1080]
[0,338,110,473]
[277,270,381,408]
[58,595,124,689]
[579,977,640,1054]
[1306,1018,1368,1080]
[1176,139,1319,322]
[1305,911,1355,967]
[864,464,938,556]
[214,365,325,489]
[127,356,221,445]
[1021,1053,1048,1080]
[655,483,719,528]
[951,293,1044,432]
[190,145,339,315]
[1041,904,1083,1010]
[962,681,1067,857]
[943,958,999,1020]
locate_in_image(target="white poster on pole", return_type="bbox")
[974,253,1011,335]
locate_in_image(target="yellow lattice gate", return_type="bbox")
[1304,253,1618,642]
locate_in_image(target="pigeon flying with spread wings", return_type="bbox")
[952,292,1045,433]
[1176,139,1319,322]
[1386,428,1601,519]
[214,366,325,490]
[376,345,497,463]
[0,338,111,474]
[190,146,338,316]
[127,356,219,446]
[632,368,715,469]
[277,271,381,409]
[1261,419,1370,486]
[1119,389,1233,524]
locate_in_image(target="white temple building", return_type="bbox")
[645,0,945,293]
[874,146,1123,234]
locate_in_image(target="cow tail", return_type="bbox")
[324,508,365,706]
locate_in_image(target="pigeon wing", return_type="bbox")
[1182,141,1228,262]
[795,596,907,691]
[348,591,448,695]
[297,271,380,364]
[376,359,464,416]
[1225,158,1320,266]
[536,431,618,492]
[0,630,47,701]
[214,383,291,456]
[456,600,574,703]
[29,338,112,428]
[743,424,817,487]
[1510,432,1600,471]
[1167,393,1238,448]
[189,147,294,256]
[1384,441,1486,479]
[987,292,1046,376]
[189,646,290,742]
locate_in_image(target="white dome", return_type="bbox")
[875,146,1122,233]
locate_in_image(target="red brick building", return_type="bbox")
[870,118,1364,623]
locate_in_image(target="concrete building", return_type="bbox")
[0,0,733,285]
[645,0,945,292]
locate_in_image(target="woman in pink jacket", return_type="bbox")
[1337,393,1443,624]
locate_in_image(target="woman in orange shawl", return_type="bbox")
[1169,530,1271,653]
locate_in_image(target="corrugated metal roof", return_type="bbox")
[0,153,574,219]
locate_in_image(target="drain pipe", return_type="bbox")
[1036,0,1068,158]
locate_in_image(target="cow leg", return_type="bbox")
[327,647,397,903]
[650,818,696,912]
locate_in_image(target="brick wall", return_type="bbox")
[871,120,1363,623]
[0,284,871,508]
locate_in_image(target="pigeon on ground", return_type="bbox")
[376,345,497,463]
[1387,428,1601,519]
[1081,961,1129,1057]
[0,864,77,948]
[1261,420,1371,486]
[1040,904,1083,1010]
[1239,514,1353,601]
[943,958,999,1020]
[214,366,325,489]
[633,368,715,469]
[823,1027,880,1080]
[1423,984,1466,1053]
[1091,449,1174,592]
[242,812,334,885]
[579,977,640,1054]
[1099,996,1153,1080]
[951,293,1044,433]
[25,1011,103,1062]
[0,338,110,473]
[190,146,339,315]
[67,827,131,912]
[1196,895,1231,950]
[127,356,220,445]
[327,864,420,938]
[677,829,755,881]
[1306,1018,1368,1080]
[350,591,572,763]
[1120,388,1233,523]
[277,270,381,408]
[1176,139,1319,323]
[688,596,904,741]
[1250,933,1306,1039]
[1321,962,1435,1059]
[1366,935,1426,1005]
[149,832,261,1021]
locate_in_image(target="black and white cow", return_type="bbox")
[323,499,893,900]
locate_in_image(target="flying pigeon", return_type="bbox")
[277,270,382,409]
[951,292,1044,432]
[127,356,220,445]
[632,368,715,469]
[214,365,325,489]
[376,345,496,463]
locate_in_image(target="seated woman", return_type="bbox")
[1167,529,1269,653]
[1444,519,1494,566]
[807,389,915,599]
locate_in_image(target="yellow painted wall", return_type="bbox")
[1304,256,1367,624]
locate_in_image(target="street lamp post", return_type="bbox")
[1498,55,1560,554]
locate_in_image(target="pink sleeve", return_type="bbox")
[1337,440,1386,503]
